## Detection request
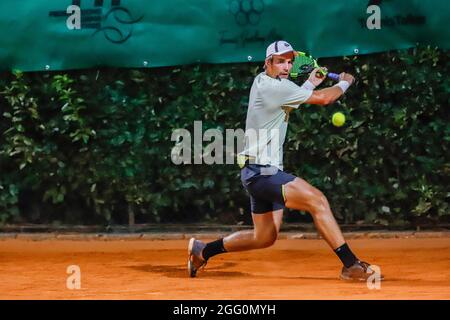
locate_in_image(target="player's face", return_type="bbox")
[266,52,295,79]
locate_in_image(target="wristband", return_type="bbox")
[334,80,350,93]
[301,80,316,91]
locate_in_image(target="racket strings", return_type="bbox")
[294,55,315,74]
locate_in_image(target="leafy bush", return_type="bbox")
[0,46,448,225]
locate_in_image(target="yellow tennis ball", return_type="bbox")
[332,112,346,127]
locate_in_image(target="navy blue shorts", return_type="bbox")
[240,164,296,214]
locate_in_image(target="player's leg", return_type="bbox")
[205,192,284,254]
[283,177,383,281]
[222,209,283,252]
[187,209,282,277]
[284,177,345,249]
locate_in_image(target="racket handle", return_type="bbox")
[327,73,340,81]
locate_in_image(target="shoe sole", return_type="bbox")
[339,274,367,281]
[187,238,196,278]
[340,274,385,282]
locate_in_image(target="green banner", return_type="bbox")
[0,0,448,72]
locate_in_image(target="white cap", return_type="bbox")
[265,40,298,58]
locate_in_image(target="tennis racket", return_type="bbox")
[290,51,340,81]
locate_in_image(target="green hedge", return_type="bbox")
[0,46,449,226]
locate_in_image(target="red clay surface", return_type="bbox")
[1,237,449,299]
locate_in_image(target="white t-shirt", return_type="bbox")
[240,72,313,170]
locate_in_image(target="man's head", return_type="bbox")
[264,41,298,79]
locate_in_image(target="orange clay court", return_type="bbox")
[1,236,449,300]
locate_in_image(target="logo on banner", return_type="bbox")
[221,0,282,48]
[229,0,265,26]
[361,0,426,29]
[49,0,143,44]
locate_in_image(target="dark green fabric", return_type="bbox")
[0,0,448,72]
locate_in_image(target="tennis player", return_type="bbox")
[188,41,382,281]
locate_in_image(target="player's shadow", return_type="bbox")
[128,264,346,281]
[284,276,443,285]
[283,276,342,281]
[127,262,256,279]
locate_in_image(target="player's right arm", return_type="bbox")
[305,73,355,106]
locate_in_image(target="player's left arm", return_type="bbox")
[305,72,355,106]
